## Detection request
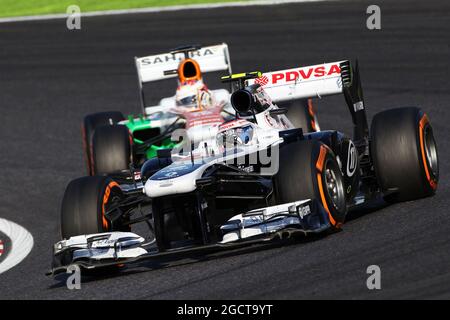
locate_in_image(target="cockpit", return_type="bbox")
[216,123,255,149]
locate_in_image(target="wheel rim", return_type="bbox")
[424,125,438,178]
[324,159,346,213]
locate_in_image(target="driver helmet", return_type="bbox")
[216,120,255,149]
[175,80,214,112]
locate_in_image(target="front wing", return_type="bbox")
[47,199,330,276]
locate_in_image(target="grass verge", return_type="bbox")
[0,0,251,18]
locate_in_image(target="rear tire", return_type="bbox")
[61,176,122,239]
[82,112,125,175]
[275,140,347,230]
[370,107,438,202]
[280,99,319,132]
[92,125,132,175]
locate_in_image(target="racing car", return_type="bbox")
[48,59,439,276]
[81,44,319,180]
[81,44,233,178]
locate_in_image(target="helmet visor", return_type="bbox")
[216,125,254,149]
[176,94,197,107]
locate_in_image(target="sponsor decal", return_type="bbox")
[298,205,311,218]
[139,48,215,67]
[91,238,118,247]
[152,162,204,181]
[253,85,272,106]
[353,101,364,112]
[218,119,250,132]
[336,76,343,89]
[255,75,269,86]
[159,181,174,187]
[346,140,357,177]
[240,165,254,173]
[164,171,178,178]
[259,63,341,86]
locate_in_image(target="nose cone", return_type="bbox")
[144,161,204,198]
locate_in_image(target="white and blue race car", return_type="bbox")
[49,59,439,276]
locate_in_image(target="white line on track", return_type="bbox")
[0,0,330,23]
[0,218,33,274]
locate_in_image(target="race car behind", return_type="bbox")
[81,44,319,179]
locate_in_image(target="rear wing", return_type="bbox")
[246,61,346,102]
[248,60,369,143]
[135,43,232,112]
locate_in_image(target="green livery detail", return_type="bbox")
[124,114,177,161]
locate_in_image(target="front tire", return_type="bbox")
[61,176,122,239]
[370,107,439,202]
[275,140,347,230]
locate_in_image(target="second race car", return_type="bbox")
[81,43,319,180]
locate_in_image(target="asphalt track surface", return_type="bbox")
[0,0,449,299]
